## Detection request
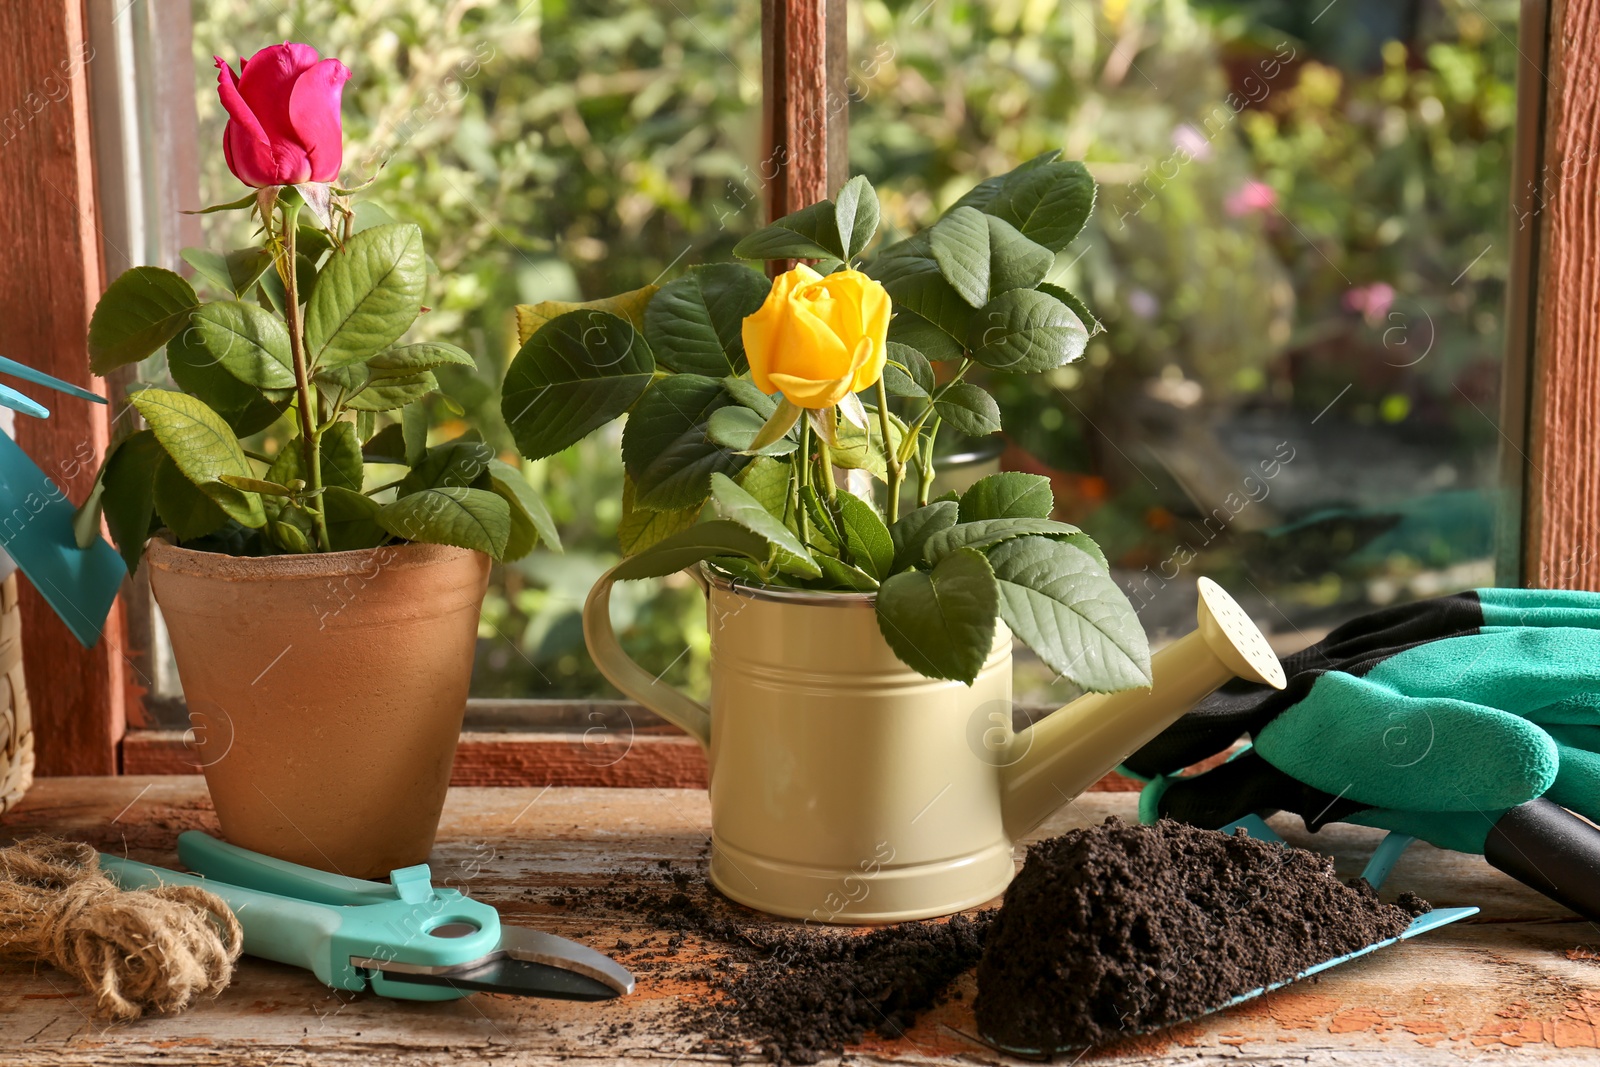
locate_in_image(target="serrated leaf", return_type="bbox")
[182,247,274,298]
[191,299,296,390]
[922,516,1089,564]
[871,235,975,360]
[219,475,295,497]
[833,175,880,259]
[732,199,844,262]
[377,486,510,558]
[488,457,560,560]
[949,150,1062,212]
[611,519,773,581]
[959,472,1054,522]
[875,547,999,684]
[933,383,1001,436]
[835,490,894,580]
[402,402,430,465]
[323,485,386,551]
[501,309,655,461]
[889,499,959,573]
[816,554,879,591]
[623,374,747,510]
[831,410,906,480]
[988,535,1150,691]
[721,375,779,415]
[369,342,477,372]
[710,472,819,578]
[153,453,229,540]
[256,252,319,316]
[644,263,770,377]
[165,324,287,435]
[303,222,426,371]
[343,369,437,411]
[928,206,993,307]
[969,288,1088,373]
[986,160,1096,252]
[320,420,365,492]
[736,455,791,519]
[986,215,1055,295]
[618,476,702,556]
[1038,282,1102,336]
[99,430,164,573]
[706,404,799,457]
[89,267,199,374]
[882,343,933,398]
[400,438,493,496]
[129,388,265,528]
[515,285,658,345]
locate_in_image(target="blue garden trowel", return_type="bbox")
[0,355,125,647]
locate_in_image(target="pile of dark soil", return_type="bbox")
[546,857,991,1064]
[973,817,1430,1051]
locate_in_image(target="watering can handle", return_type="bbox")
[582,562,712,750]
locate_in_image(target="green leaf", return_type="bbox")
[889,499,958,573]
[710,472,819,578]
[88,267,198,374]
[988,535,1151,691]
[515,285,658,345]
[182,247,274,298]
[644,263,770,377]
[959,472,1054,523]
[875,547,1000,684]
[618,476,702,556]
[882,343,933,398]
[303,222,426,371]
[706,405,798,457]
[986,160,1096,253]
[835,490,894,580]
[949,149,1062,212]
[377,486,510,558]
[320,420,365,492]
[99,430,164,573]
[488,458,560,560]
[165,325,286,436]
[256,252,319,316]
[623,374,747,510]
[870,235,975,360]
[401,402,430,465]
[833,175,880,260]
[736,455,791,519]
[933,383,1001,436]
[128,388,265,528]
[400,438,493,496]
[153,453,229,541]
[732,199,844,262]
[922,516,1090,565]
[611,519,772,581]
[501,309,655,461]
[969,288,1089,374]
[219,475,295,497]
[322,485,386,552]
[1038,282,1102,337]
[816,554,879,592]
[343,369,437,411]
[721,375,779,416]
[191,300,296,390]
[268,513,314,554]
[369,342,477,372]
[928,206,993,307]
[831,409,906,480]
[986,215,1055,295]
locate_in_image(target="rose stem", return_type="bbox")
[875,378,900,525]
[796,417,813,546]
[281,201,330,551]
[918,415,942,507]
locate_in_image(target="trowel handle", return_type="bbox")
[582,562,712,749]
[1485,798,1600,922]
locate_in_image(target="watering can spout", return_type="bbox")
[999,578,1286,841]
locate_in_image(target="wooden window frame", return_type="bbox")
[4,0,1587,779]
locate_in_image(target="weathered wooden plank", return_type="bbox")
[1,779,1594,1064]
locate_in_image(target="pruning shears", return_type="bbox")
[102,831,634,1002]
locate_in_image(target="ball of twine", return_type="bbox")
[0,836,243,1020]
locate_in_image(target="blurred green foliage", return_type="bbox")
[191,0,1519,699]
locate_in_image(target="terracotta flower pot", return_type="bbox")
[147,539,490,878]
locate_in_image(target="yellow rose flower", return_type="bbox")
[741,265,891,409]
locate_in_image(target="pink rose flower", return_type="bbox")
[214,43,350,188]
[1343,282,1396,325]
[1224,179,1277,217]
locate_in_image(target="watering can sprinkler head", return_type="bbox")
[999,578,1285,840]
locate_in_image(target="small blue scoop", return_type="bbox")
[0,355,124,647]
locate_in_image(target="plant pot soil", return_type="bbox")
[973,817,1431,1051]
[148,539,490,878]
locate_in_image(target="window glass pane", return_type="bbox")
[850,0,1521,708]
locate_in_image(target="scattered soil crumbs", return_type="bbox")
[974,817,1431,1052]
[546,855,990,1063]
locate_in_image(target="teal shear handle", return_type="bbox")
[101,831,504,1002]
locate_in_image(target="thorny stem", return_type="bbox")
[281,202,330,551]
[875,378,900,525]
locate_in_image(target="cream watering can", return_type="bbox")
[584,570,1285,923]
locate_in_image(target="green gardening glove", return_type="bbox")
[1124,588,1600,918]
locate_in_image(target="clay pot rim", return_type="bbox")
[146,536,484,581]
